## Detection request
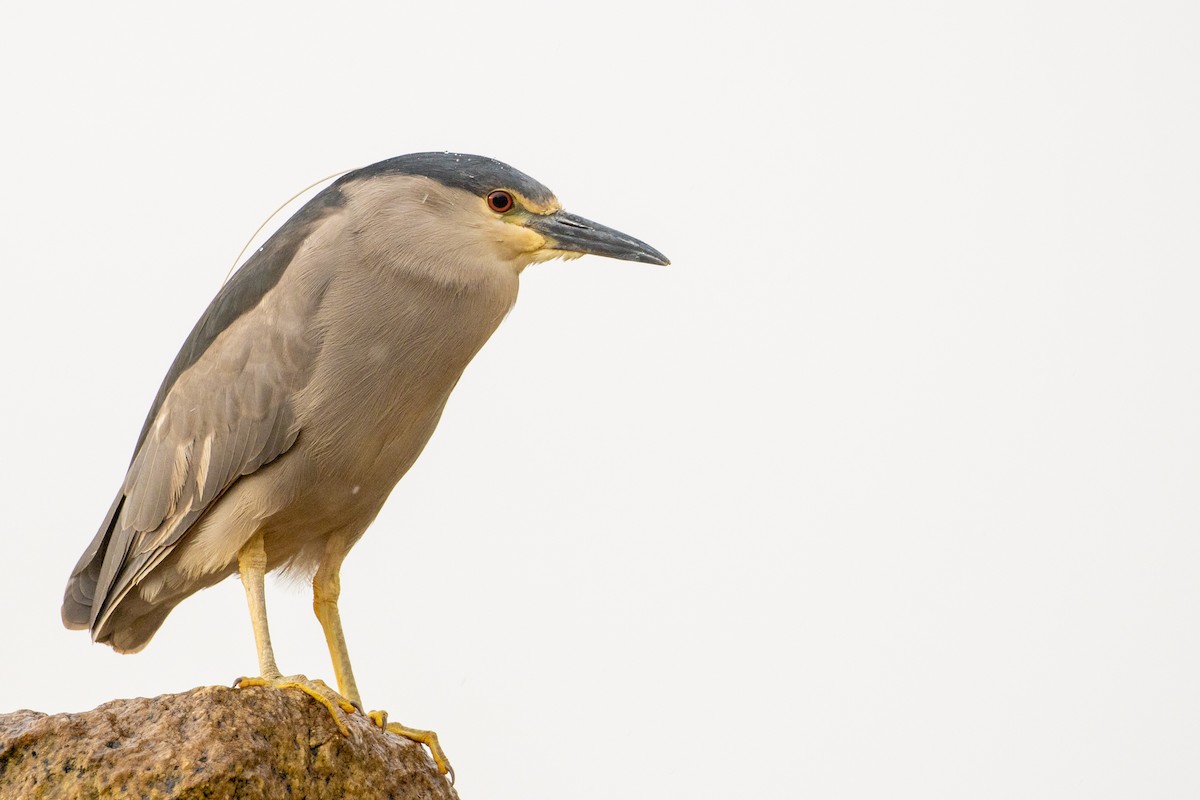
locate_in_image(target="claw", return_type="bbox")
[234,674,358,736]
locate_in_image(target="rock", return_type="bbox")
[0,685,459,799]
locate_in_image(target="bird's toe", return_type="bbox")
[378,715,454,783]
[233,673,359,736]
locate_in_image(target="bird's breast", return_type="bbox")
[294,261,518,486]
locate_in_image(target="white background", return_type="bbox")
[2,2,1198,798]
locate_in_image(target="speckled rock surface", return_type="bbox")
[0,685,459,800]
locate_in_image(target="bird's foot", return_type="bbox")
[234,673,359,736]
[367,709,455,783]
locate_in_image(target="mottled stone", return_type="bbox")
[0,685,459,800]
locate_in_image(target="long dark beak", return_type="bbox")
[528,211,670,266]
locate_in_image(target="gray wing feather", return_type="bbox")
[91,319,314,632]
[63,185,345,638]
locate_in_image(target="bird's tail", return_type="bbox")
[62,492,189,653]
[62,493,124,631]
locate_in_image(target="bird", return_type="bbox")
[61,152,668,779]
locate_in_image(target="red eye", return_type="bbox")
[486,190,514,213]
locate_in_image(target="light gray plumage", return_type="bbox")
[62,152,668,665]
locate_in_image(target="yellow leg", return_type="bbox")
[313,538,362,708]
[233,532,357,735]
[237,532,281,679]
[313,539,454,782]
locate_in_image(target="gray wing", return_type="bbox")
[62,184,346,640]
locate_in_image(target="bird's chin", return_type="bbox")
[513,248,585,270]
[534,248,586,264]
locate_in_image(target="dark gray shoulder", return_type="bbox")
[339,152,556,206]
[130,184,346,457]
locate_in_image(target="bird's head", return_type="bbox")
[335,152,669,275]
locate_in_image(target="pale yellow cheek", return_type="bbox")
[505,225,548,254]
[492,221,583,271]
[492,224,544,270]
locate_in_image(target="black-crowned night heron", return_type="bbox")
[61,152,668,779]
